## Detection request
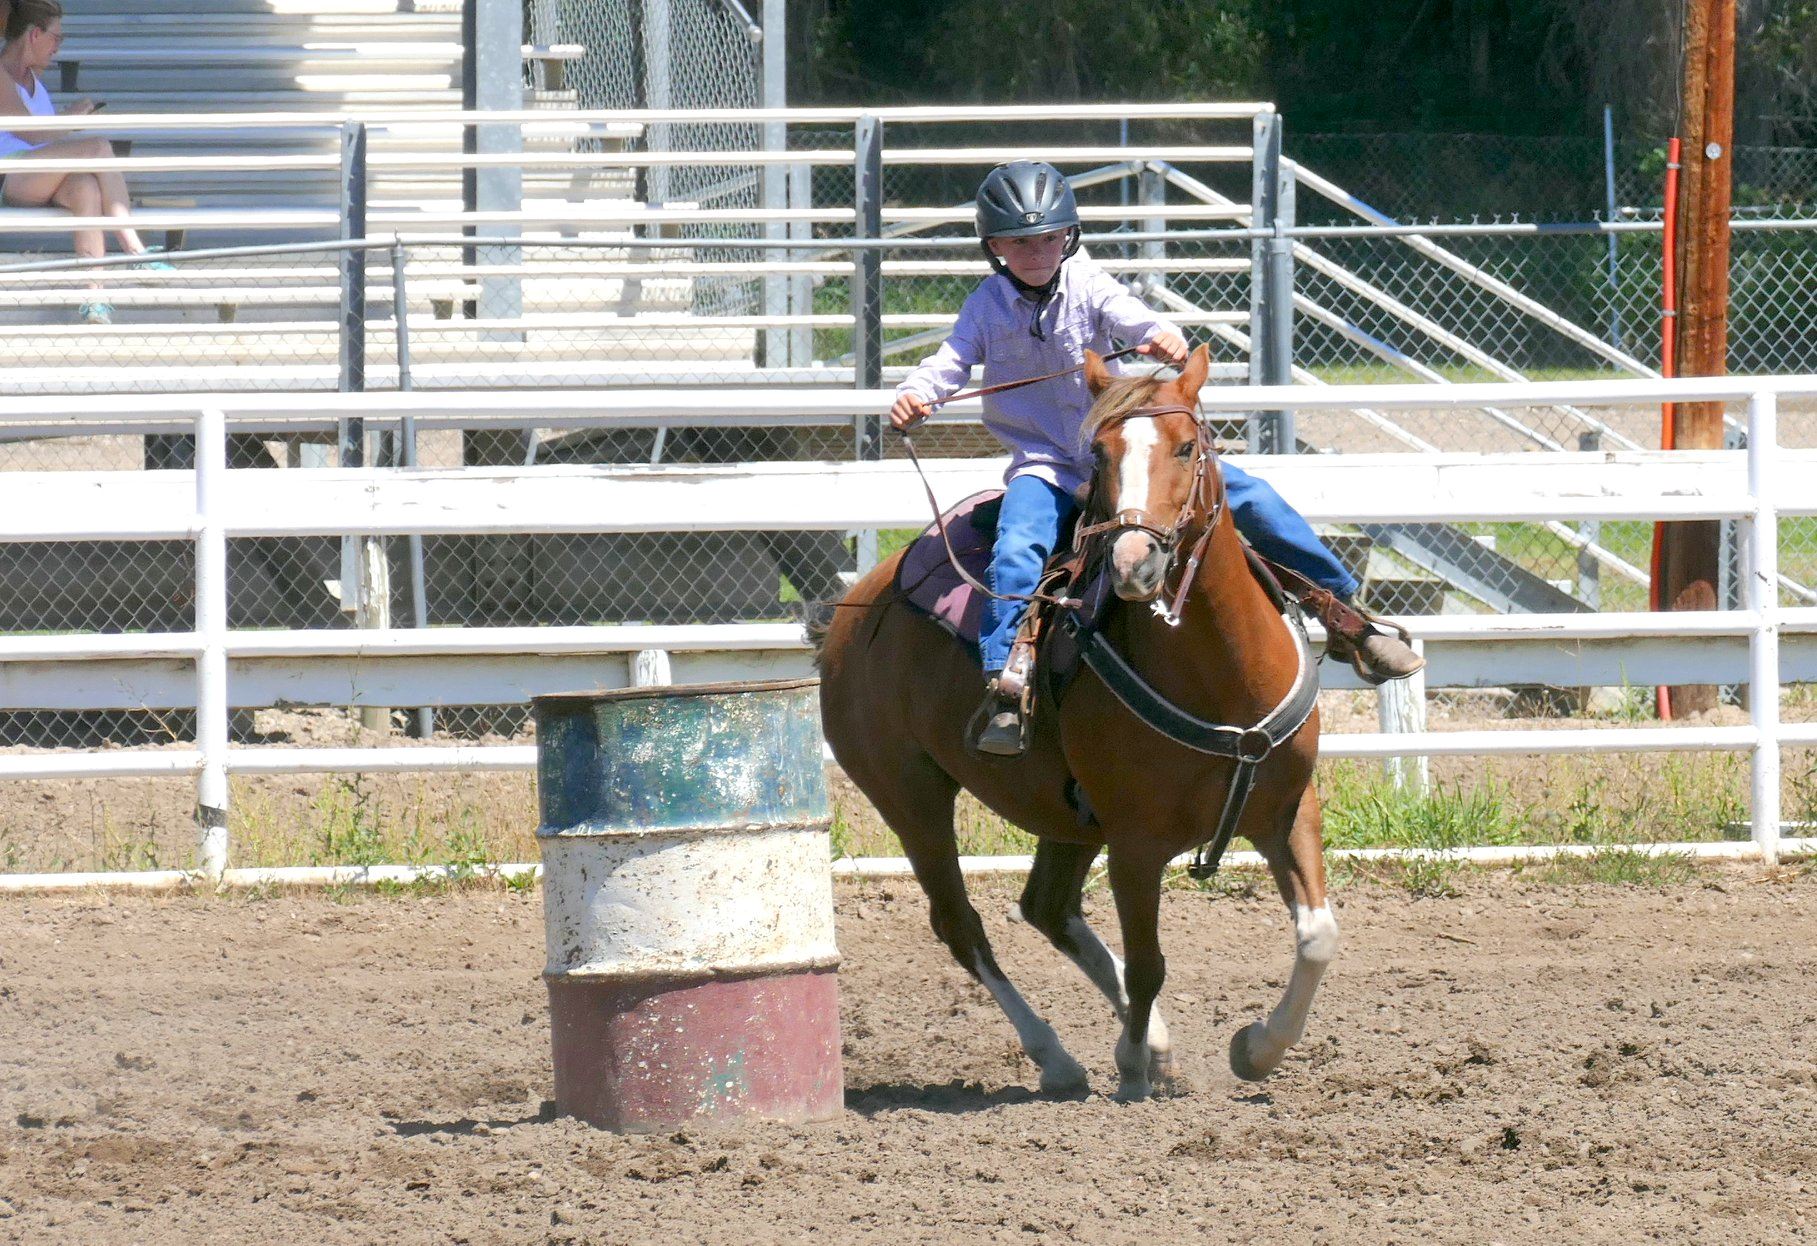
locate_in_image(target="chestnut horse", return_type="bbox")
[817,345,1336,1100]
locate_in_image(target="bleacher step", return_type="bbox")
[78,0,424,14]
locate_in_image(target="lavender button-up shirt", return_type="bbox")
[895,254,1180,496]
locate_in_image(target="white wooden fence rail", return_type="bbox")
[2,376,1816,885]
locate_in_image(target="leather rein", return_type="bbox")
[895,344,1146,615]
[1061,403,1320,880]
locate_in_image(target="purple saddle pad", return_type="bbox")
[895,490,1003,648]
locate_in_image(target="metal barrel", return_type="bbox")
[533,677,842,1132]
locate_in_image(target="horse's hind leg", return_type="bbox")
[1019,839,1174,1085]
[1230,789,1341,1082]
[874,756,1090,1097]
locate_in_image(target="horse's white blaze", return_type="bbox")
[1114,416,1158,513]
[1246,902,1340,1073]
[1111,417,1161,579]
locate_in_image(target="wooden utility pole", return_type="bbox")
[1658,0,1736,715]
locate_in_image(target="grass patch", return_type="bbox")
[1316,752,1753,849]
[230,772,539,871]
[1319,845,1467,898]
[1518,848,1699,887]
[956,794,1038,856]
[1320,762,1528,850]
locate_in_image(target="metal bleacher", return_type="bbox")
[0,0,759,394]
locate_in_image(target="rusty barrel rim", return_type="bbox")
[533,677,820,709]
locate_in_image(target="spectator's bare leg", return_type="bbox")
[90,146,149,255]
[0,138,126,263]
[49,173,107,261]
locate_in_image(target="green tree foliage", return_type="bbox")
[793,0,1815,146]
[792,0,1264,104]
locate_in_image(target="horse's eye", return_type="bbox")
[1091,443,1108,463]
[1174,442,1194,460]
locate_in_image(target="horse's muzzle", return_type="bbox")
[1110,530,1168,601]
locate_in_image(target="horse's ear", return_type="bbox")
[1178,343,1210,398]
[1083,349,1112,395]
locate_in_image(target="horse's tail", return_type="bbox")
[805,576,901,670]
[804,601,835,668]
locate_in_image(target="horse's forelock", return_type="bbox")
[1080,373,1165,449]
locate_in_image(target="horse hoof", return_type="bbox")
[1113,1078,1152,1103]
[1228,1021,1277,1082]
[1039,1059,1091,1099]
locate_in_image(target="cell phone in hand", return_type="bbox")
[88,100,107,111]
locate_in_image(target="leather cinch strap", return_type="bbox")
[1059,605,1319,879]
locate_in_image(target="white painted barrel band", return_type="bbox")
[542,951,843,985]
[541,825,839,978]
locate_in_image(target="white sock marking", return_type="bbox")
[970,949,1084,1085]
[1248,902,1339,1072]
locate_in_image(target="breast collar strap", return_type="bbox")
[1058,603,1318,880]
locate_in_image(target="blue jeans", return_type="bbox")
[980,466,1356,673]
[982,474,1078,673]
[1226,462,1358,599]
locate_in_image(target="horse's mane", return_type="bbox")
[1080,371,1166,450]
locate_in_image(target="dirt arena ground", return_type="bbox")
[1,868,1813,1244]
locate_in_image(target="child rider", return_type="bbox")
[890,161,1423,756]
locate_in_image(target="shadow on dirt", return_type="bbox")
[387,1101,559,1136]
[844,1079,1055,1116]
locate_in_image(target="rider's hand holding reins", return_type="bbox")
[890,391,932,432]
[1137,332,1189,368]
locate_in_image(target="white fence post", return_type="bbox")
[1378,637,1429,794]
[1748,390,1781,865]
[195,408,230,880]
[632,649,674,687]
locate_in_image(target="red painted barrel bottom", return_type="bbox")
[547,967,842,1133]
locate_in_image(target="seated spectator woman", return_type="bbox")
[0,0,163,323]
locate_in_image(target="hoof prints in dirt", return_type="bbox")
[0,872,1813,1245]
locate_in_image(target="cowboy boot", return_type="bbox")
[975,683,1026,756]
[975,644,1035,756]
[1303,588,1425,686]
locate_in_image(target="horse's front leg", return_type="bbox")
[1104,845,1170,1101]
[1231,789,1341,1081]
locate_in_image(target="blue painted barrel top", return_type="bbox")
[532,678,828,836]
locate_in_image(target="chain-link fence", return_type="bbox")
[530,0,765,317]
[1292,132,1817,222]
[1268,134,1814,624]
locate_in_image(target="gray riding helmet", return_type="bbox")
[975,161,1083,276]
[975,161,1081,238]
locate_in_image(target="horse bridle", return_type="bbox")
[1073,404,1226,628]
